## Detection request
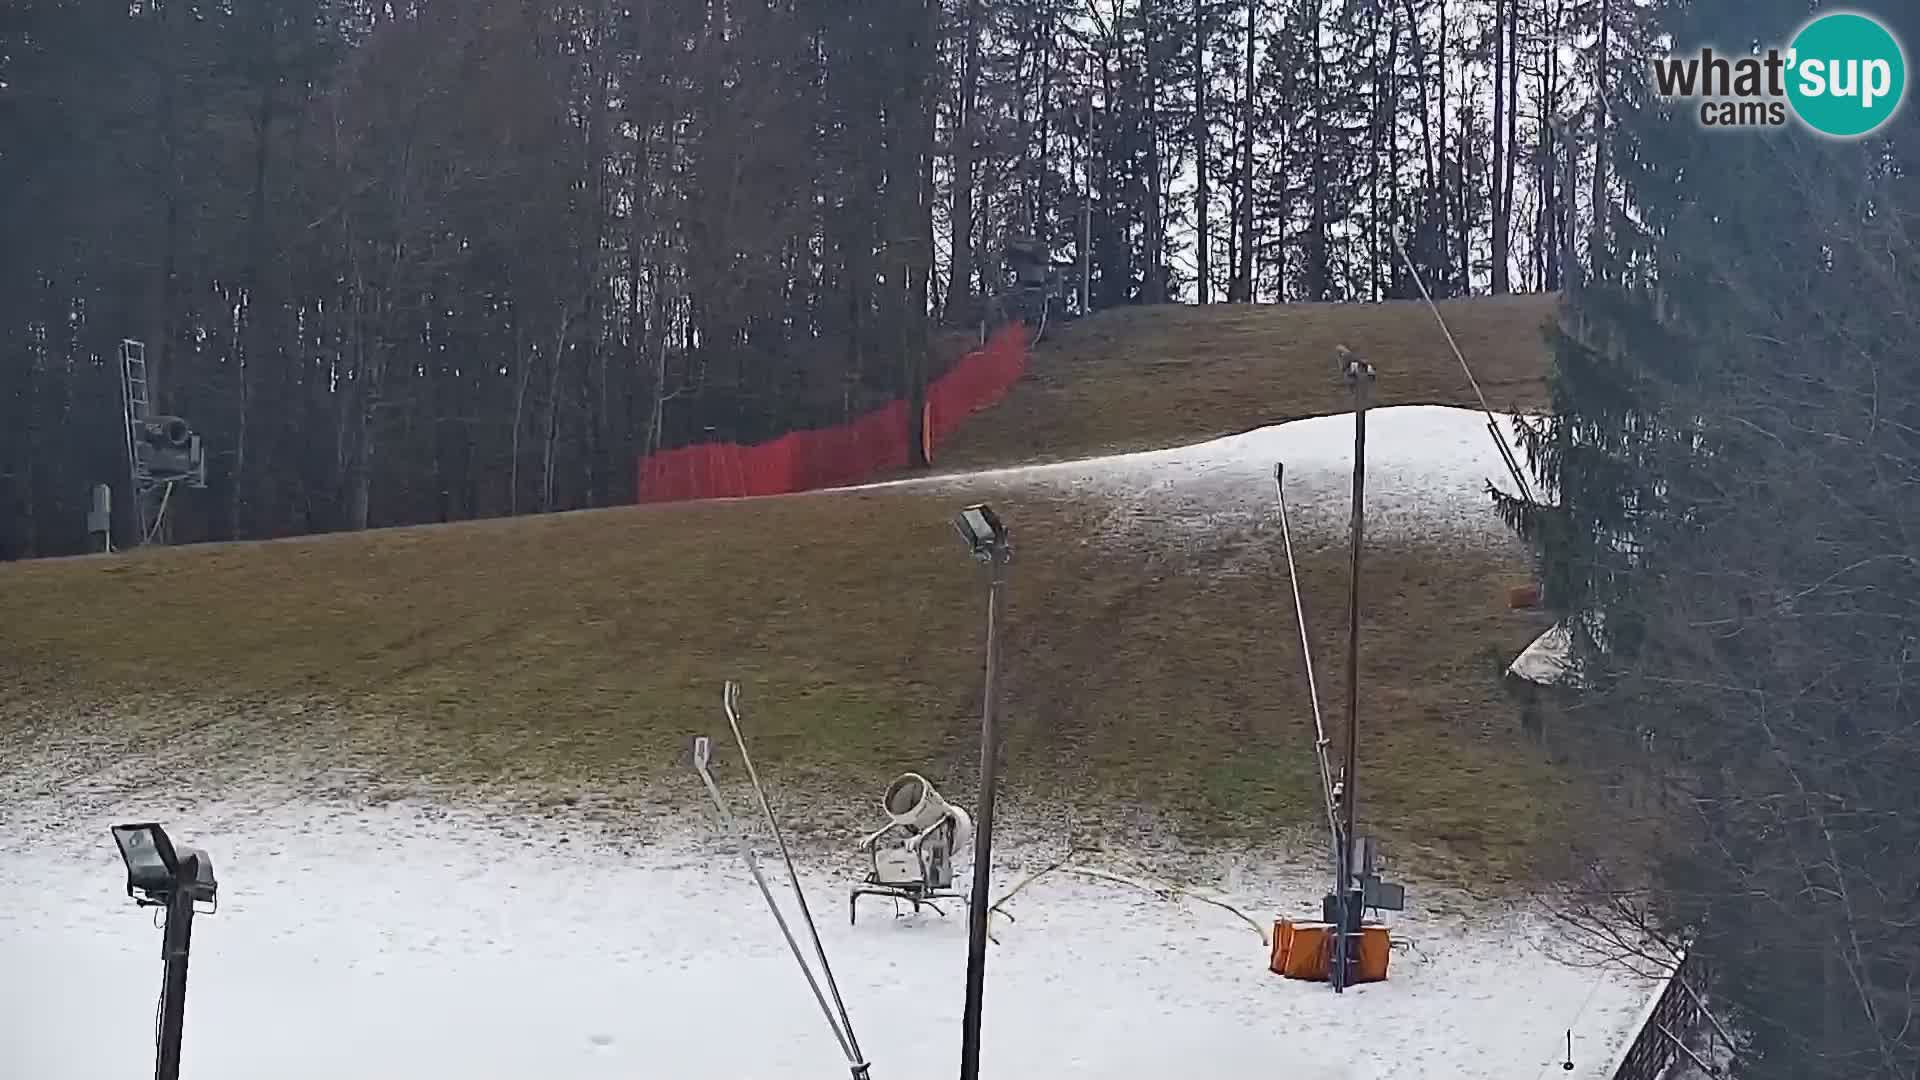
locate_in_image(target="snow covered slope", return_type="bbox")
[862,404,1533,547]
[5,797,1653,1080]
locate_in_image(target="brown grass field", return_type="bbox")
[0,294,1576,883]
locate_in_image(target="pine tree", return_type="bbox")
[1504,4,1920,1075]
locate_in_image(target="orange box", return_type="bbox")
[1270,920,1390,983]
[1356,924,1391,983]
[1270,921,1332,980]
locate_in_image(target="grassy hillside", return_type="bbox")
[936,293,1558,469]
[0,295,1574,882]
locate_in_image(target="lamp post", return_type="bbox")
[952,503,1010,1080]
[112,823,218,1080]
[1331,348,1374,993]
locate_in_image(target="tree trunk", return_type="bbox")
[540,312,570,513]
[1490,0,1510,293]
[1385,5,1401,298]
[1233,0,1257,302]
[945,0,982,322]
[1193,0,1210,304]
[1498,0,1520,291]
[1588,0,1610,274]
[1306,0,1329,300]
[1538,5,1562,292]
[583,0,613,507]
[905,0,938,467]
[152,0,182,410]
[1561,125,1578,288]
[1457,81,1471,292]
[1403,0,1436,228]
[1143,0,1165,304]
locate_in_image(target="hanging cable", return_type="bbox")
[1274,465,1344,891]
[1392,233,1538,507]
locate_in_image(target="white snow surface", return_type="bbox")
[856,404,1534,552]
[6,795,1656,1080]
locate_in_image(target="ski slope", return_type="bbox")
[860,403,1535,549]
[5,797,1654,1080]
[1,404,1657,1080]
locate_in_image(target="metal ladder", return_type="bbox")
[119,339,151,542]
[121,339,151,431]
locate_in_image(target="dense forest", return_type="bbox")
[2,0,1621,556]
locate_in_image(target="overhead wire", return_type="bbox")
[1391,232,1539,508]
[1273,465,1345,889]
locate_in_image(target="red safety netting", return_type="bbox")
[636,323,1029,504]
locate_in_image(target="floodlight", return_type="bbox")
[112,823,181,901]
[110,822,217,1080]
[951,504,1009,562]
[112,823,217,906]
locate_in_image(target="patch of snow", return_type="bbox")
[5,795,1657,1080]
[854,406,1537,557]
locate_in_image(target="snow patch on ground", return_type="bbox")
[856,405,1534,557]
[7,794,1656,1080]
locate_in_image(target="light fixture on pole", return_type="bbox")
[952,502,1010,1080]
[112,823,218,1080]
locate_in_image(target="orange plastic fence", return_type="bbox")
[635,323,1029,504]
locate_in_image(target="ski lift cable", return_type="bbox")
[721,681,870,1073]
[690,732,863,1072]
[1391,232,1538,507]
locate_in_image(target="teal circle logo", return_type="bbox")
[1787,12,1907,138]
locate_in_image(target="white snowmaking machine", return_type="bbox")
[849,772,973,923]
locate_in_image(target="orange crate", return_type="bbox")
[1270,920,1391,983]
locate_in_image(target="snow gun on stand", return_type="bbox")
[850,772,972,924]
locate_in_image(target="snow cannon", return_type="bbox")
[882,773,973,847]
[849,772,972,924]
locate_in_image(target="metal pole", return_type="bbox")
[154,855,198,1080]
[720,684,868,1074]
[959,548,1008,1080]
[1333,353,1374,993]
